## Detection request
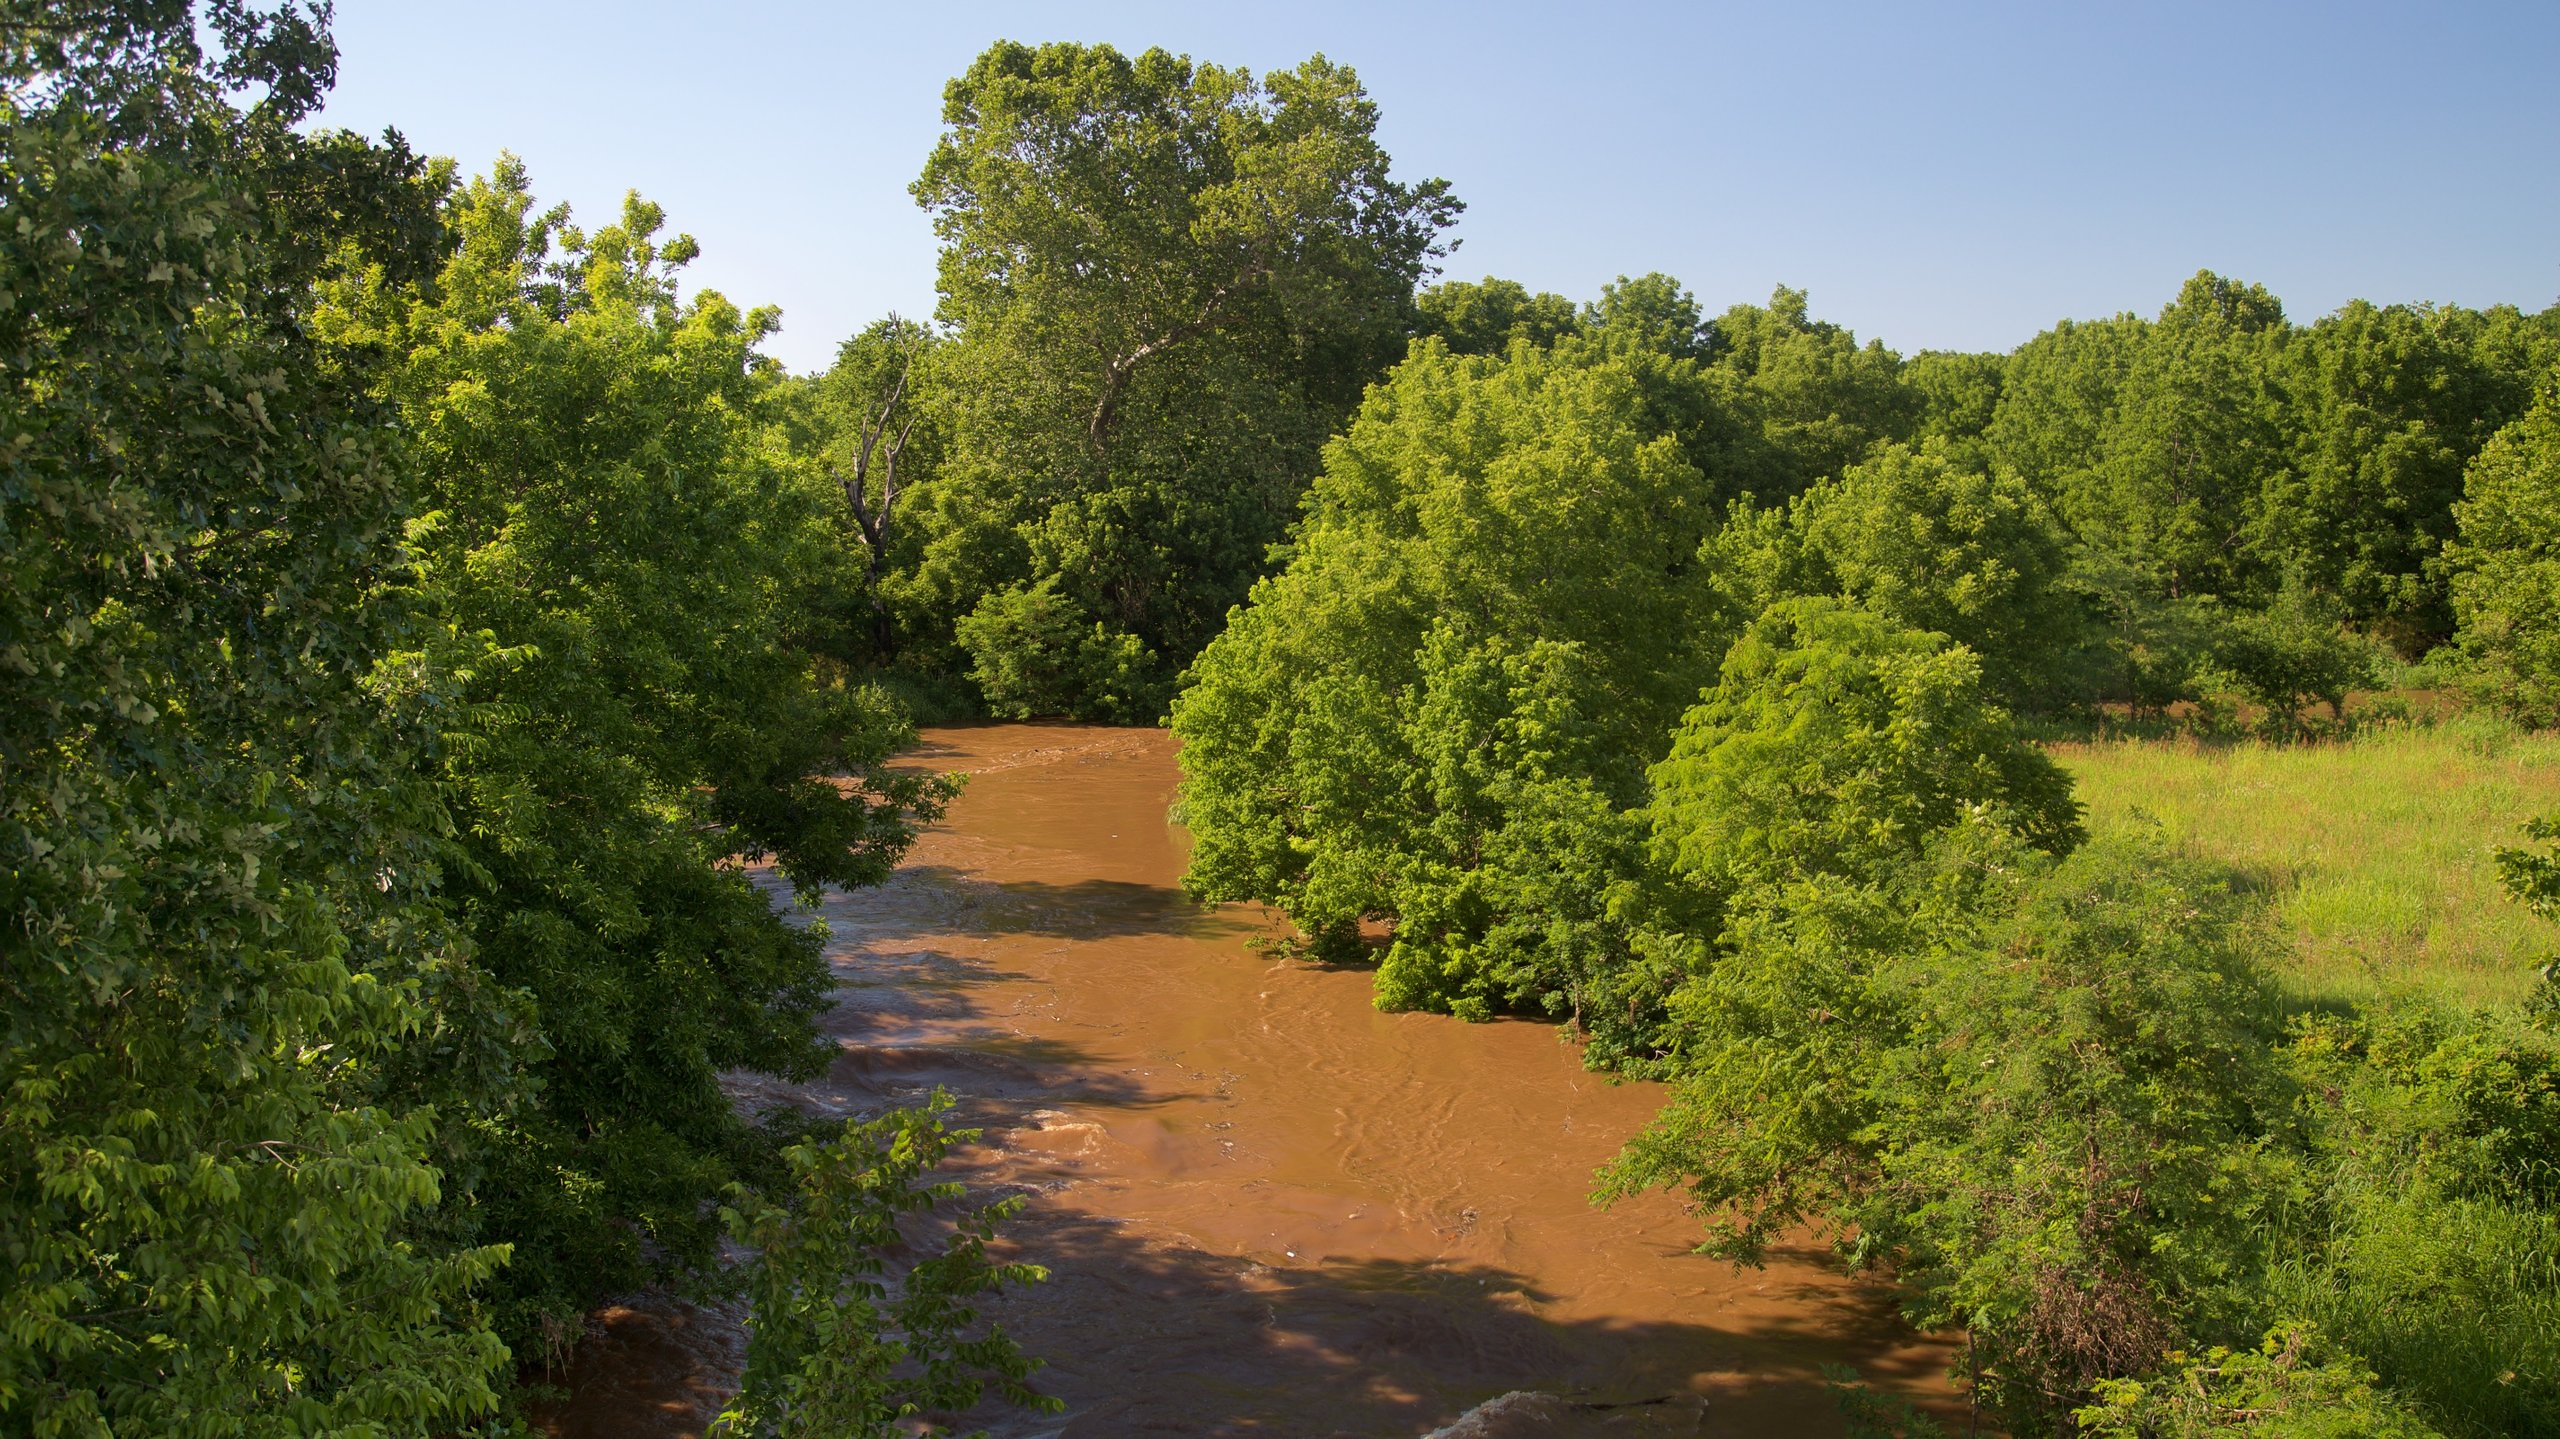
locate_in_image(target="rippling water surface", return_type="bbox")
[540,724,1965,1437]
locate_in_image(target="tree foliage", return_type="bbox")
[715,1096,1055,1439]
[782,315,947,670]
[0,4,509,1430]
[1173,334,1740,1037]
[2269,302,2519,648]
[1416,275,1581,355]
[1646,598,2082,905]
[1701,285,1917,499]
[908,41,1459,709]
[1786,442,2089,709]
[318,160,957,1341]
[2445,375,2560,725]
[1606,832,2284,1430]
[2078,272,2289,605]
[955,576,1164,723]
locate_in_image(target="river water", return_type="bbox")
[540,724,1965,1437]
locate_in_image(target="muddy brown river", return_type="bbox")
[540,724,1966,1437]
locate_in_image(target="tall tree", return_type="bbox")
[1701,285,1918,499]
[2265,301,2554,652]
[1,3,511,1429]
[785,315,948,669]
[1416,276,1582,356]
[318,162,954,1341]
[910,41,1460,707]
[1902,348,2006,465]
[2081,271,2290,604]
[1984,312,2149,504]
[2444,372,2560,726]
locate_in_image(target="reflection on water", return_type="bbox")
[538,724,1965,1437]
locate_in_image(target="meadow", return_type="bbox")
[2051,716,2560,1008]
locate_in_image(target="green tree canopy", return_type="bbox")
[2077,271,2289,604]
[1,3,509,1429]
[318,160,953,1341]
[2264,302,2508,649]
[777,315,949,670]
[1701,285,1917,498]
[1902,348,2006,461]
[2445,373,2560,725]
[1778,441,2090,710]
[1174,335,1740,1041]
[910,41,1460,711]
[1984,312,2148,504]
[1645,597,2082,906]
[1416,276,1582,355]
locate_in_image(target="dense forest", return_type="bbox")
[7,4,2560,1437]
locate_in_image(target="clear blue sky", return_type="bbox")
[315,1,2560,375]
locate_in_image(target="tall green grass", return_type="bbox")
[2266,1179,2560,1438]
[2050,714,2560,1435]
[2049,717,2560,1007]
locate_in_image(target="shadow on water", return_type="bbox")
[734,913,1191,1128]
[932,1206,1956,1439]
[858,867,1249,942]
[530,1186,1955,1439]
[798,1036,1185,1127]
[816,936,1049,1030]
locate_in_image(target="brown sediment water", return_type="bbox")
[538,724,1967,1437]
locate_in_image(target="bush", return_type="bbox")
[2265,1178,2560,1438]
[1364,628,1664,1044]
[1606,831,2289,1432]
[2259,832,2560,1437]
[2199,585,2379,733]
[716,1097,1057,1439]
[2075,1326,2445,1439]
[958,578,1167,723]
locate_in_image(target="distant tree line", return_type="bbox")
[768,31,2560,778]
[807,102,2560,734]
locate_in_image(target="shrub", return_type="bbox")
[2199,585,2379,733]
[2075,1326,2445,1439]
[717,1097,1056,1439]
[958,578,1166,723]
[1606,833,2288,1431]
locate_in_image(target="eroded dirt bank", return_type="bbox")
[541,724,1964,1437]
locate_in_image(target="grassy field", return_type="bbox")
[2048,717,2560,1008]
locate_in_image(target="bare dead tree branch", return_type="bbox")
[834,324,930,659]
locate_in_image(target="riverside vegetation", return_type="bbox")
[6,5,2560,1437]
